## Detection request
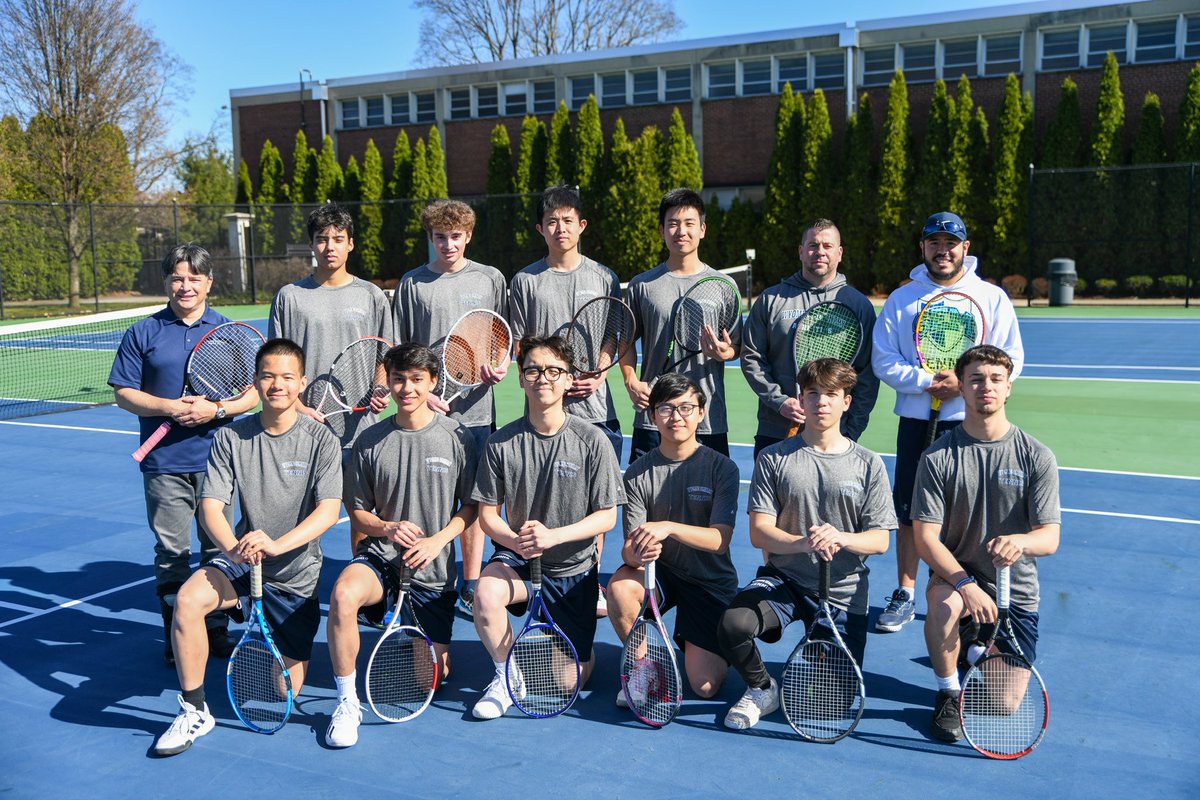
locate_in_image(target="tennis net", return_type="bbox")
[0,306,161,420]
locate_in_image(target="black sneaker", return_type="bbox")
[207,626,237,659]
[932,689,963,742]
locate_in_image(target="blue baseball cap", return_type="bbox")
[920,211,968,241]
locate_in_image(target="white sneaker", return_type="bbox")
[724,678,780,730]
[326,697,362,747]
[473,669,522,720]
[154,696,215,756]
[615,688,629,708]
[625,657,658,708]
[596,587,609,618]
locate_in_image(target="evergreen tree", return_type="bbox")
[799,89,833,225]
[875,70,913,288]
[255,139,285,255]
[662,107,702,192]
[913,80,956,225]
[235,159,253,212]
[341,154,362,271]
[175,142,233,245]
[601,121,661,280]
[575,95,604,195]
[761,84,802,285]
[546,100,573,185]
[1128,93,1168,280]
[838,93,876,290]
[703,194,726,267]
[407,138,432,263]
[358,139,386,277]
[948,76,989,252]
[426,127,449,199]
[1089,51,1125,171]
[486,124,516,271]
[1042,77,1082,168]
[1178,63,1200,162]
[288,129,314,245]
[722,196,761,284]
[487,124,515,195]
[965,105,992,255]
[991,74,1028,274]
[515,116,548,249]
[314,135,344,203]
[385,131,415,268]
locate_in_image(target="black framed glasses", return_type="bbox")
[521,365,568,382]
[654,402,699,419]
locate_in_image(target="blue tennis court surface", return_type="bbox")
[0,315,1197,798]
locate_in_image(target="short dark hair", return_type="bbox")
[308,202,354,241]
[797,358,858,394]
[954,344,1014,380]
[658,187,705,227]
[648,372,707,412]
[536,184,584,226]
[518,334,574,371]
[384,342,439,379]
[256,337,306,374]
[160,243,213,279]
[802,218,841,246]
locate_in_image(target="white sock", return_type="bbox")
[897,586,915,602]
[936,673,961,693]
[335,672,358,704]
[493,660,507,676]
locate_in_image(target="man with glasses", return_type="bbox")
[605,373,740,708]
[871,211,1023,634]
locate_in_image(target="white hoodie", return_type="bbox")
[871,256,1023,421]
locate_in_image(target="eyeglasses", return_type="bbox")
[921,219,967,239]
[654,403,699,419]
[521,365,568,382]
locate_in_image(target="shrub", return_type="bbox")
[1001,274,1028,298]
[1094,278,1118,296]
[1124,275,1153,296]
[1159,274,1189,297]
[1074,277,1088,294]
[1031,277,1049,298]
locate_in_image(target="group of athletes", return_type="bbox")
[107,185,1059,757]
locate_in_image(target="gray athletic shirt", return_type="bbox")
[912,425,1060,611]
[268,275,394,448]
[345,415,478,593]
[626,263,743,434]
[509,256,620,423]
[201,414,343,597]
[623,446,741,598]
[392,260,508,427]
[748,438,897,613]
[473,414,626,578]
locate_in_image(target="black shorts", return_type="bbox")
[350,551,456,645]
[893,416,962,524]
[488,550,599,662]
[206,558,321,663]
[654,563,731,656]
[959,605,1040,663]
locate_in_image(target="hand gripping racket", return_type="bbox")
[659,275,740,377]
[303,336,393,438]
[132,321,264,462]
[785,301,864,437]
[781,557,866,742]
[619,560,683,727]
[506,556,582,718]
[365,562,439,723]
[565,296,636,380]
[226,562,293,733]
[915,291,986,449]
[439,309,513,403]
[960,565,1049,759]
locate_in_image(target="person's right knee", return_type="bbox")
[716,605,760,650]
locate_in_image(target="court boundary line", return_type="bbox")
[1024,363,1200,372]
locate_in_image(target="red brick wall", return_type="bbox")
[701,96,779,186]
[237,100,320,178]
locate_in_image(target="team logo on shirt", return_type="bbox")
[281,460,309,477]
[459,292,485,308]
[837,480,863,499]
[998,468,1026,488]
[687,485,714,502]
[780,308,805,320]
[426,456,451,475]
[553,460,580,479]
[342,307,369,324]
[573,289,599,304]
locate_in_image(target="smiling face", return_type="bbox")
[661,205,706,260]
[430,227,472,270]
[651,388,705,445]
[921,233,970,285]
[164,261,213,318]
[255,352,306,412]
[388,365,437,416]
[518,346,573,409]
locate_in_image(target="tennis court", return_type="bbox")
[0,308,1197,798]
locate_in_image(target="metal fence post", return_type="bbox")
[1025,163,1035,308]
[1187,163,1196,310]
[247,220,258,304]
[88,202,100,312]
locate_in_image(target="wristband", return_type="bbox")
[954,575,976,592]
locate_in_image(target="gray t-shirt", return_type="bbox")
[748,438,897,613]
[623,446,741,599]
[201,414,343,597]
[626,263,743,434]
[345,415,478,593]
[509,256,620,424]
[268,275,395,448]
[912,425,1060,611]
[392,260,508,427]
[472,414,626,578]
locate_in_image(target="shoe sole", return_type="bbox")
[875,615,915,632]
[931,725,964,742]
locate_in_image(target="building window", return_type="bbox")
[707,62,736,98]
[664,67,691,103]
[414,91,435,124]
[365,96,385,127]
[601,72,627,107]
[1041,29,1080,71]
[741,59,771,96]
[777,56,806,93]
[1087,23,1127,66]
[1135,19,1176,63]
[570,75,595,110]
[812,52,844,89]
[341,99,360,129]
[983,34,1021,76]
[503,82,527,116]
[390,94,410,125]
[477,85,499,118]
[862,47,894,87]
[632,69,659,105]
[1187,16,1200,59]
[942,38,978,79]
[448,88,471,120]
[533,80,556,114]
[902,42,935,82]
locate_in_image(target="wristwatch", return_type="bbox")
[214,401,227,420]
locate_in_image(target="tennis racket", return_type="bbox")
[505,556,581,718]
[132,321,264,462]
[565,295,636,380]
[303,336,392,438]
[960,565,1049,759]
[781,556,866,742]
[915,291,986,449]
[365,562,439,723]
[619,560,683,727]
[226,562,293,733]
[439,309,513,403]
[658,275,740,377]
[785,301,864,437]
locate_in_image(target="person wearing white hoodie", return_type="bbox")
[871,212,1023,633]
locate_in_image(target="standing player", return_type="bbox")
[153,338,342,756]
[911,345,1059,742]
[109,244,259,666]
[324,343,477,747]
[393,199,508,618]
[620,188,741,465]
[470,335,625,720]
[871,211,1023,633]
[605,373,739,705]
[741,218,878,458]
[716,359,895,730]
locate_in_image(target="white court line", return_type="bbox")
[0,599,42,614]
[1024,363,1200,372]
[0,419,136,435]
[1019,318,1200,324]
[1060,508,1200,526]
[1018,375,1200,384]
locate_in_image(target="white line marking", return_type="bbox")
[1061,508,1200,526]
[1018,318,1200,324]
[0,575,155,630]
[1018,375,1200,385]
[1025,363,1200,372]
[0,599,42,614]
[0,420,137,435]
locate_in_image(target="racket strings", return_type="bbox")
[228,639,290,730]
[621,620,681,726]
[189,332,260,399]
[332,339,388,409]
[961,653,1047,757]
[794,304,861,364]
[916,302,981,371]
[366,629,437,722]
[675,282,738,352]
[569,300,634,374]
[782,640,864,739]
[508,627,579,716]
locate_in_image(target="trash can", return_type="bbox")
[1048,258,1077,307]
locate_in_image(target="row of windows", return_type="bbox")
[341,92,436,129]
[1039,16,1200,72]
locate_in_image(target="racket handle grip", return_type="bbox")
[529,556,542,587]
[251,562,263,600]
[132,420,172,462]
[997,564,1011,610]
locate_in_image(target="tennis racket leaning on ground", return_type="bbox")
[365,562,439,723]
[785,301,863,437]
[131,321,264,462]
[565,295,636,380]
[915,291,986,449]
[303,336,393,438]
[781,556,866,743]
[619,560,683,727]
[659,275,741,378]
[439,309,513,403]
[960,565,1049,759]
[505,556,582,718]
[226,562,293,733]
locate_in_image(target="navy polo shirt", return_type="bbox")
[108,304,238,474]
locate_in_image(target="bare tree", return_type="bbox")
[413,0,683,67]
[0,0,186,307]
